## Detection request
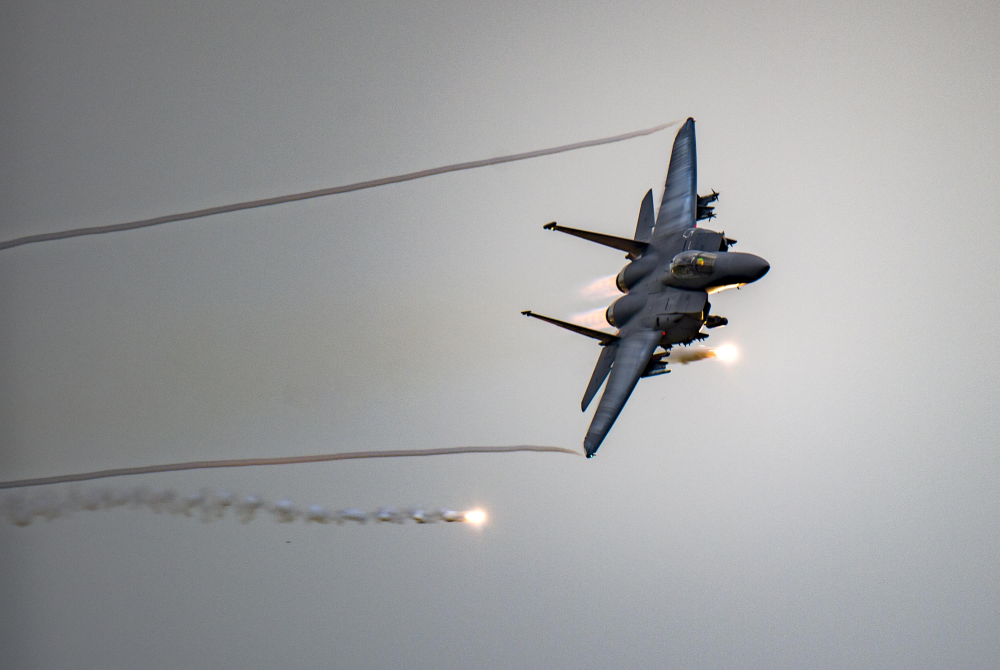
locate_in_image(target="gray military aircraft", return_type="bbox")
[522,119,769,458]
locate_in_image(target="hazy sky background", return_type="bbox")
[2,1,999,668]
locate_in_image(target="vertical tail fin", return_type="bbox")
[633,189,655,242]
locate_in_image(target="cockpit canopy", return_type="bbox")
[669,251,717,279]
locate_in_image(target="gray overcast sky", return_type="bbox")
[2,1,999,668]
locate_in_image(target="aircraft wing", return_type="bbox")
[581,341,619,412]
[583,329,661,457]
[653,118,698,238]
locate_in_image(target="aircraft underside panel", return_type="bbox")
[647,287,707,344]
[658,287,707,316]
[657,313,706,345]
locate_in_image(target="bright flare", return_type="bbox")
[711,344,738,362]
[464,509,487,525]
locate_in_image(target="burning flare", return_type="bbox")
[711,344,738,362]
[463,509,487,525]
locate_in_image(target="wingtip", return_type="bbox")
[542,222,557,230]
[521,310,532,316]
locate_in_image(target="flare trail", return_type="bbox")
[2,485,484,527]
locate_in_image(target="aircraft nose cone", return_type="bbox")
[731,253,769,283]
[752,256,770,281]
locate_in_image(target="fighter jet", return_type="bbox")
[522,119,769,458]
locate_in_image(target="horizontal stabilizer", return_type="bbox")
[521,310,619,345]
[543,222,648,259]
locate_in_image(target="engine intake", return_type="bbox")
[605,294,647,327]
[614,254,658,293]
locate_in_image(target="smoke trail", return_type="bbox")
[1,486,485,528]
[0,121,677,252]
[0,445,582,490]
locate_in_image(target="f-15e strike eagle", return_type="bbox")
[522,119,769,458]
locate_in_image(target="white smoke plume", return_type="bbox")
[2,487,484,528]
[580,274,620,300]
[667,344,738,365]
[571,307,613,330]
